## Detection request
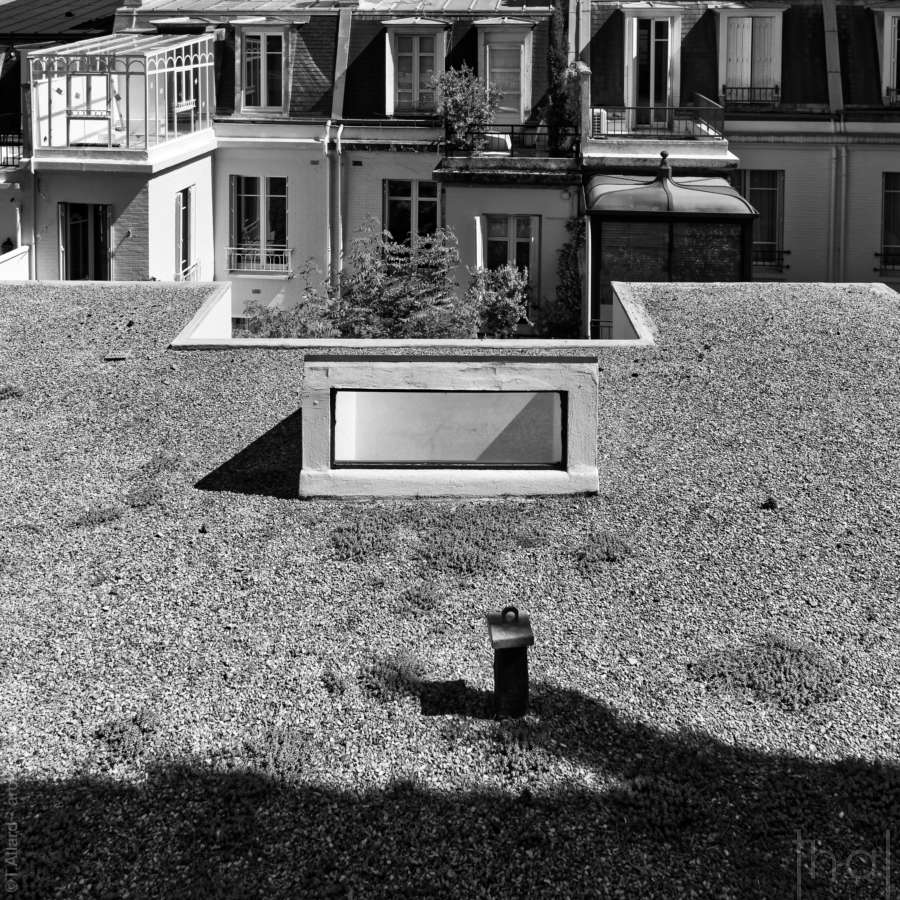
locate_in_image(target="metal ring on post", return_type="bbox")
[501,605,519,623]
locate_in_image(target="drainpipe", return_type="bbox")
[827,139,836,281]
[838,138,847,282]
[334,122,344,286]
[323,118,331,281]
[29,160,37,280]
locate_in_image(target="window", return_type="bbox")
[622,10,682,118]
[384,180,439,245]
[241,31,284,110]
[880,173,900,271]
[175,186,196,281]
[397,35,436,111]
[482,214,540,301]
[881,12,900,104]
[717,9,783,103]
[476,20,533,124]
[384,21,447,117]
[228,175,290,273]
[732,169,786,268]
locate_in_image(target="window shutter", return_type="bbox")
[529,215,541,296]
[58,203,67,278]
[474,215,484,268]
[726,17,752,88]
[175,191,183,279]
[751,16,775,88]
[892,16,900,91]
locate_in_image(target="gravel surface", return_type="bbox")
[1,280,899,898]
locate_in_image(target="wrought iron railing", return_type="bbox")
[885,88,900,106]
[752,247,790,269]
[227,245,292,273]
[0,115,23,167]
[176,261,199,282]
[590,94,724,139]
[0,131,22,167]
[722,85,780,105]
[875,249,900,272]
[446,125,579,158]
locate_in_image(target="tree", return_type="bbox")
[432,64,501,150]
[466,265,531,338]
[332,219,479,338]
[532,217,584,338]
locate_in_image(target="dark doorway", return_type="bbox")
[60,203,109,280]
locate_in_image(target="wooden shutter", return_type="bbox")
[751,16,776,88]
[58,203,67,279]
[174,191,183,279]
[726,17,752,88]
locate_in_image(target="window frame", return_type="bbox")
[879,11,900,104]
[716,7,785,104]
[236,27,288,113]
[383,20,448,117]
[622,7,683,110]
[732,168,786,270]
[383,179,440,246]
[880,172,900,271]
[228,174,291,274]
[475,19,534,124]
[478,213,541,307]
[174,185,197,281]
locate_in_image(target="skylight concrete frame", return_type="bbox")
[299,358,601,497]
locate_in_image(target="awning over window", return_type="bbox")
[587,153,757,218]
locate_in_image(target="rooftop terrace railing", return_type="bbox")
[446,125,579,158]
[875,248,900,272]
[722,85,780,105]
[0,115,23,167]
[590,94,724,140]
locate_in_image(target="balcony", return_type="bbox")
[752,246,790,271]
[227,246,293,274]
[875,248,900,274]
[0,124,22,169]
[583,93,737,170]
[722,85,780,106]
[445,125,579,158]
[28,32,216,170]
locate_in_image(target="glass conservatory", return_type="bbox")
[29,32,215,151]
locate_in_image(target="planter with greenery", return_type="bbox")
[432,64,501,152]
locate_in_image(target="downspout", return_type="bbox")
[323,118,331,282]
[334,122,344,285]
[838,132,847,282]
[29,160,37,281]
[827,138,836,281]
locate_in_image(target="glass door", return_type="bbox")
[635,19,670,126]
[60,203,109,280]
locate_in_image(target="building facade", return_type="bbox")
[1,0,897,332]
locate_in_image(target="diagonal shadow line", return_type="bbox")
[195,409,302,500]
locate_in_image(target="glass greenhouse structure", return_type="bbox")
[29,32,215,151]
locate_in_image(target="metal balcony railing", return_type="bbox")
[752,246,790,270]
[176,261,199,282]
[722,85,780,105]
[590,94,724,139]
[0,130,23,167]
[227,245,292,274]
[875,249,900,272]
[445,125,579,158]
[885,88,900,106]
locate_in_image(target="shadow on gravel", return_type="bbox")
[6,684,899,899]
[195,409,302,500]
[416,678,494,718]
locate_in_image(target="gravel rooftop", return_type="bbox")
[1,280,899,899]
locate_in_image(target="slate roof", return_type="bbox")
[0,0,120,37]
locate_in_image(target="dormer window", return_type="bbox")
[240,29,286,111]
[880,10,900,104]
[716,6,785,104]
[384,18,448,116]
[475,18,534,124]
